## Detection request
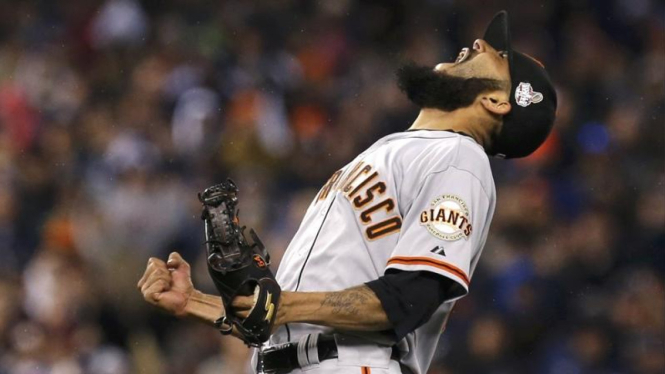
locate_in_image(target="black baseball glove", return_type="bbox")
[198,179,281,346]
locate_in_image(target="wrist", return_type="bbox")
[182,290,225,325]
[181,289,203,318]
[276,291,295,326]
[275,291,319,326]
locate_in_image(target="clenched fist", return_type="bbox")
[137,252,195,317]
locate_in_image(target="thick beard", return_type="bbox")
[396,63,505,112]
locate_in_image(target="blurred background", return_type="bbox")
[0,0,663,373]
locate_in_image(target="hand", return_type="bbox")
[138,252,196,317]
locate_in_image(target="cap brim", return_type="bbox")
[483,11,513,64]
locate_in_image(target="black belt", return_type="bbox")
[258,334,399,374]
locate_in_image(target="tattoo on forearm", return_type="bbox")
[320,286,375,315]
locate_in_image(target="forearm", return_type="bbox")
[184,290,224,325]
[184,291,255,341]
[277,285,391,331]
[183,285,392,332]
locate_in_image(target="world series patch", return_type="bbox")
[420,194,472,241]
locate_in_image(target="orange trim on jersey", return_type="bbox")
[361,367,371,374]
[387,256,470,286]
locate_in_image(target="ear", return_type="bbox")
[480,93,511,116]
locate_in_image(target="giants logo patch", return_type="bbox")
[515,82,543,107]
[420,194,472,241]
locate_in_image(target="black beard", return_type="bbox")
[396,63,504,112]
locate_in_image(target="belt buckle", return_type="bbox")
[257,343,291,374]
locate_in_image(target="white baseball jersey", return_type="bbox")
[268,130,496,374]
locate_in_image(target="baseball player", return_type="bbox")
[138,11,556,374]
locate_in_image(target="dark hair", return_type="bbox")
[396,63,506,112]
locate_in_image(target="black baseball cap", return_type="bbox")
[483,11,557,159]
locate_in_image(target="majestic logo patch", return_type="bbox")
[420,194,472,241]
[430,245,446,256]
[515,82,543,108]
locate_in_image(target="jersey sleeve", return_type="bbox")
[386,166,492,300]
[366,270,462,342]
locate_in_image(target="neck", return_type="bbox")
[408,108,494,148]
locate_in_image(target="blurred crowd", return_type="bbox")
[0,0,663,373]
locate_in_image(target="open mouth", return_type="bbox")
[455,48,470,64]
